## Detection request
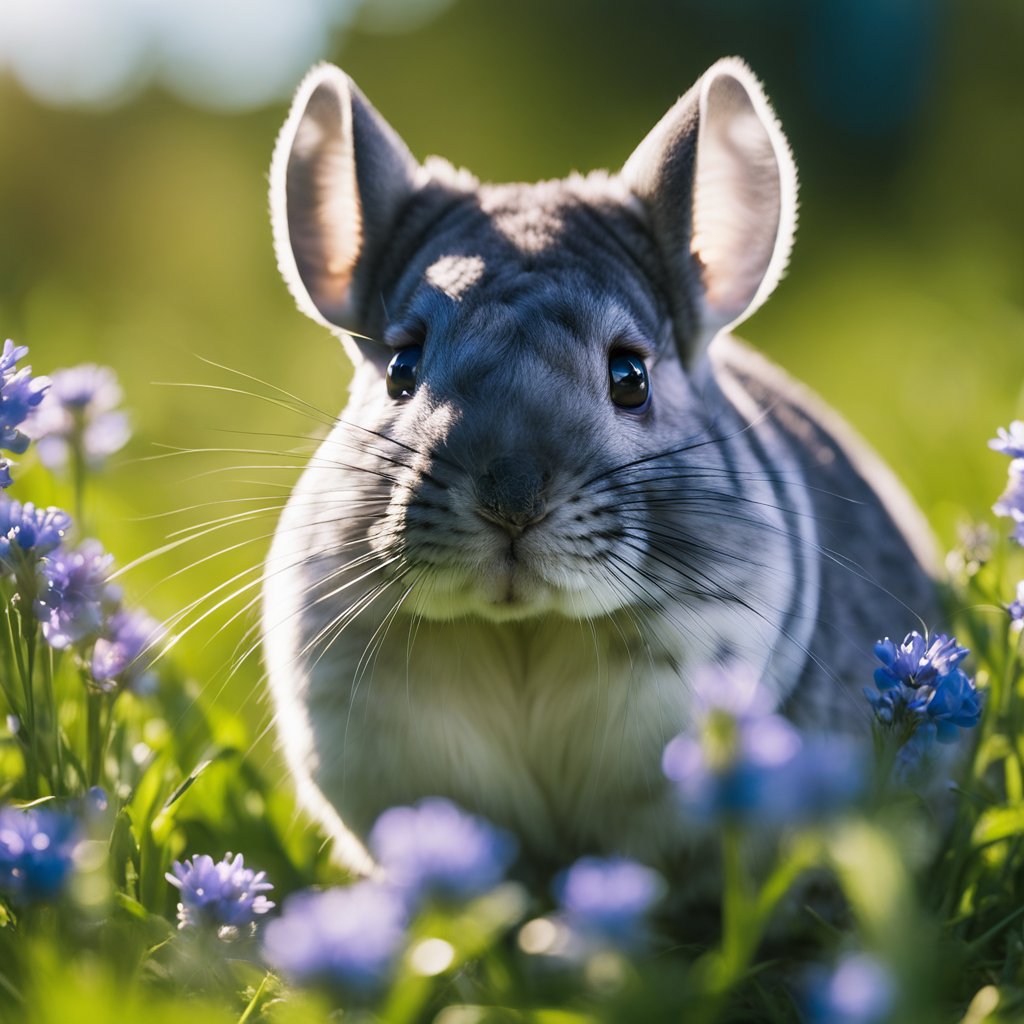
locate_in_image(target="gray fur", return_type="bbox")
[262,59,940,873]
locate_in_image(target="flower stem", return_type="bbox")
[86,687,110,788]
[41,648,63,796]
[7,604,38,798]
[71,417,87,533]
[691,829,816,1024]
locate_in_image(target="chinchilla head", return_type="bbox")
[269,58,797,626]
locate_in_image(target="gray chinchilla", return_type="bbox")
[262,58,940,874]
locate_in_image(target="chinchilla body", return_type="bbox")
[262,59,940,871]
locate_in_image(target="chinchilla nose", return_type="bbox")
[475,454,549,537]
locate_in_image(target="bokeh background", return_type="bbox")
[1,0,1021,740]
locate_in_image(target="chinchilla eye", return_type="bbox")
[386,346,422,399]
[608,351,650,410]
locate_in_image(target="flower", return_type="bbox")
[262,883,407,994]
[34,540,118,649]
[662,663,864,825]
[872,632,968,691]
[0,804,80,904]
[803,952,895,1024]
[989,420,1024,460]
[1008,581,1024,633]
[91,607,165,693]
[0,340,50,487]
[993,462,1024,543]
[0,497,72,600]
[166,852,274,932]
[0,499,71,564]
[25,363,129,470]
[369,797,518,906]
[553,857,665,950]
[867,631,981,749]
[907,668,982,741]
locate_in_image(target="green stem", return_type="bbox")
[691,830,816,1024]
[71,424,87,535]
[41,648,62,797]
[0,604,24,720]
[237,973,272,1023]
[720,825,751,969]
[7,605,38,798]
[86,688,109,788]
[21,613,42,797]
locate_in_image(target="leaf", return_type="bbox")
[162,758,213,810]
[971,805,1024,847]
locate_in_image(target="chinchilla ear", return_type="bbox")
[270,63,419,335]
[621,57,797,362]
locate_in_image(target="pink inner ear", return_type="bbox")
[691,63,797,337]
[272,68,364,328]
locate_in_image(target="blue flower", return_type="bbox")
[663,664,864,825]
[0,804,80,904]
[0,340,50,451]
[34,540,118,650]
[0,498,72,592]
[91,608,165,693]
[990,421,1024,460]
[25,364,129,471]
[804,953,895,1024]
[867,631,981,749]
[0,340,50,487]
[1008,581,1024,633]
[553,856,665,950]
[263,883,407,994]
[907,668,982,742]
[166,852,274,931]
[369,797,517,906]
[872,631,968,691]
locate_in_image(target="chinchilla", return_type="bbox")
[261,57,940,874]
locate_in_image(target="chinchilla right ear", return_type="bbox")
[270,63,420,339]
[621,57,798,366]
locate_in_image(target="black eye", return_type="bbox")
[608,351,650,410]
[386,346,422,400]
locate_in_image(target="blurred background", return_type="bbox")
[0,0,1021,740]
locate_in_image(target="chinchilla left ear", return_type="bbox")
[270,63,420,339]
[621,57,798,364]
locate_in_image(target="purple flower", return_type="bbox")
[369,797,517,906]
[994,462,1024,543]
[663,664,864,825]
[25,364,130,470]
[0,499,72,581]
[166,852,274,932]
[34,540,118,649]
[0,340,50,487]
[990,421,1024,460]
[0,804,80,904]
[873,632,968,691]
[91,608,164,693]
[554,857,665,950]
[1008,581,1024,633]
[804,953,895,1024]
[0,340,49,451]
[263,883,407,994]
